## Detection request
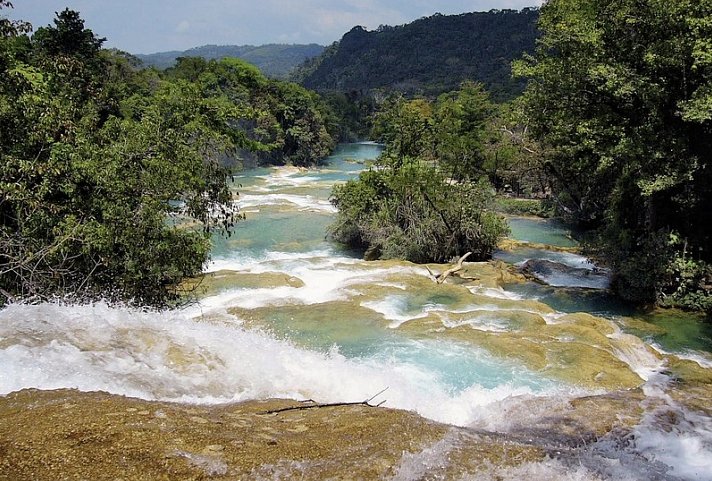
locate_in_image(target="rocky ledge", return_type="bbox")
[0,388,655,480]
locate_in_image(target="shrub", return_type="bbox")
[329,161,508,263]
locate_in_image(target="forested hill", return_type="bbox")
[136,43,324,78]
[293,9,539,100]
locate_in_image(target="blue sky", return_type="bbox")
[6,1,542,54]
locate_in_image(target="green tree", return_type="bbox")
[434,81,494,181]
[330,87,508,263]
[32,8,104,61]
[169,56,334,168]
[371,95,434,165]
[0,9,259,306]
[270,81,334,166]
[515,0,712,308]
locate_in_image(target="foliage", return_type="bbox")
[330,89,509,263]
[659,250,712,313]
[611,231,712,313]
[481,100,548,197]
[494,197,553,218]
[0,1,30,38]
[319,90,376,142]
[371,95,434,162]
[0,8,332,306]
[434,82,494,181]
[369,85,548,197]
[293,9,539,101]
[515,0,712,311]
[330,161,507,263]
[166,56,334,168]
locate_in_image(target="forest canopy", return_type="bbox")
[0,6,333,306]
[329,83,510,263]
[293,9,539,101]
[514,0,712,311]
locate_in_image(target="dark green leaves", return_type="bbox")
[516,0,712,309]
[0,8,333,306]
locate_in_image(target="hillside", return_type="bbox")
[136,43,325,78]
[293,9,539,100]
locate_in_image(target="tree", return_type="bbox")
[371,94,434,165]
[330,162,507,263]
[0,10,258,306]
[434,81,494,181]
[32,8,104,61]
[514,0,712,308]
[0,1,30,38]
[330,88,508,263]
[168,57,334,168]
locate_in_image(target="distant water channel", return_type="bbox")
[1,143,711,480]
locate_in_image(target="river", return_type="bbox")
[1,143,711,480]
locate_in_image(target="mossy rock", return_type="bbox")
[0,389,550,481]
[181,270,305,297]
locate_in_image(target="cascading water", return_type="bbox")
[1,143,711,480]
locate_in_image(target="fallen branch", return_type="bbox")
[259,388,389,415]
[0,287,16,303]
[427,252,472,284]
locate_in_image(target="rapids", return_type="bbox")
[1,143,711,480]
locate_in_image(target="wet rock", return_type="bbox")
[0,389,564,481]
[1,383,693,481]
[399,308,646,390]
[181,270,305,297]
[498,238,581,254]
[520,259,611,289]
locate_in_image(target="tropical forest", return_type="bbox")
[1,1,711,480]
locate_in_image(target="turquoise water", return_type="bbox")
[501,209,712,356]
[211,143,380,258]
[2,143,711,480]
[630,310,712,354]
[204,143,568,408]
[505,216,578,248]
[215,144,711,358]
[494,247,590,268]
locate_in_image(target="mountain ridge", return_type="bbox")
[136,43,325,78]
[292,9,540,100]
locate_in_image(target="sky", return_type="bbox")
[6,0,542,54]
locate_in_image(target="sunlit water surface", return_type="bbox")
[2,143,711,480]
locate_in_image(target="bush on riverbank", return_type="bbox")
[611,231,712,314]
[329,85,510,263]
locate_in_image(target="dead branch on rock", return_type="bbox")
[259,388,389,415]
[426,252,472,284]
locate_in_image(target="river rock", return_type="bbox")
[0,389,553,480]
[520,259,611,289]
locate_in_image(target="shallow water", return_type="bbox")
[505,216,579,248]
[2,143,711,480]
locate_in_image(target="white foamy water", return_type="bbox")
[361,295,436,327]
[3,144,712,480]
[650,343,712,370]
[203,251,415,312]
[0,301,568,428]
[237,193,336,212]
[634,404,712,480]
